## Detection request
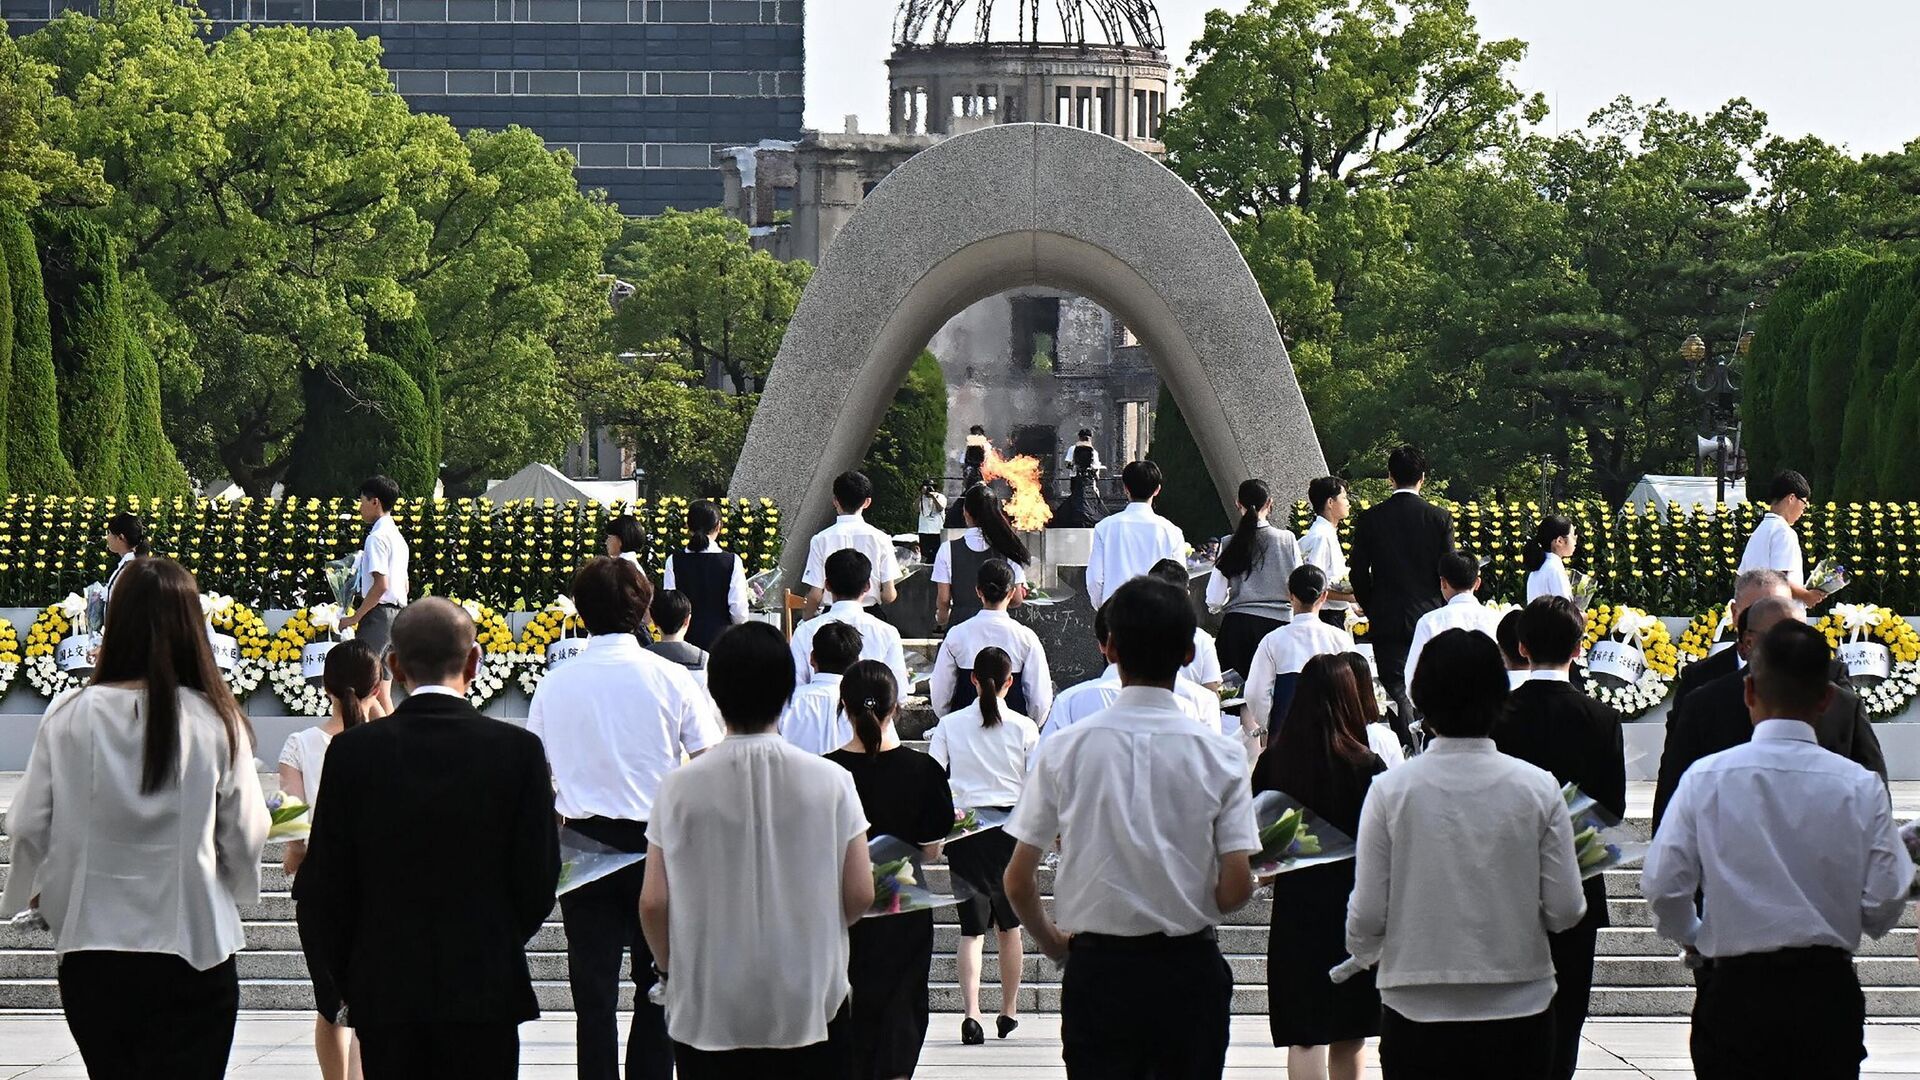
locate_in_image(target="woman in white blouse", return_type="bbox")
[278,639,384,1080]
[640,623,874,1078]
[102,511,148,599]
[1,557,268,1079]
[1245,566,1355,732]
[1524,515,1578,602]
[927,646,1040,1045]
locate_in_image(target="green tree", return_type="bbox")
[35,208,126,491]
[1803,259,1902,493]
[362,304,442,481]
[860,350,946,536]
[1834,258,1917,498]
[1875,301,1920,499]
[1150,384,1231,543]
[119,334,190,497]
[0,205,73,492]
[0,27,103,209]
[281,348,435,497]
[0,222,11,493]
[1742,247,1872,492]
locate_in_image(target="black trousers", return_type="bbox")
[674,999,853,1080]
[558,817,671,1080]
[358,1021,519,1080]
[1060,932,1231,1079]
[1546,924,1597,1080]
[59,951,239,1080]
[1692,948,1864,1079]
[1378,1006,1553,1080]
[1373,639,1414,728]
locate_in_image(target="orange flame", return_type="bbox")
[982,447,1054,532]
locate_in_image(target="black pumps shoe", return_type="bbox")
[996,1015,1019,1040]
[961,1017,985,1045]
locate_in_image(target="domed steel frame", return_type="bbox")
[894,0,1164,50]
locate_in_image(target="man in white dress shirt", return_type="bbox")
[931,559,1053,725]
[789,549,911,691]
[1736,469,1828,609]
[1299,476,1358,625]
[526,557,720,1080]
[1084,460,1187,609]
[780,622,860,754]
[799,470,901,617]
[1045,600,1225,737]
[1006,576,1258,1078]
[1642,620,1910,1079]
[339,474,410,710]
[1405,551,1501,690]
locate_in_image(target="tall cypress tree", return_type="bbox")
[35,209,126,492]
[1150,383,1230,544]
[0,205,74,493]
[0,220,12,494]
[1743,248,1870,496]
[1835,258,1918,499]
[119,333,191,497]
[365,309,442,484]
[1874,298,1920,500]
[1804,260,1902,495]
[860,349,946,536]
[281,349,435,497]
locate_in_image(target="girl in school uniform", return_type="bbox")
[933,485,1029,631]
[929,559,1052,727]
[1205,479,1301,680]
[1525,515,1578,602]
[660,499,748,651]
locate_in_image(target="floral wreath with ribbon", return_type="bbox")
[1815,604,1920,718]
[1580,603,1680,719]
[513,595,587,696]
[449,597,517,708]
[0,616,22,699]
[202,593,272,702]
[1675,603,1736,673]
[23,595,93,699]
[267,604,354,717]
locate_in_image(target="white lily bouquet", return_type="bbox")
[1562,783,1646,880]
[865,834,961,918]
[892,534,927,584]
[1568,569,1600,613]
[945,805,1010,844]
[324,555,358,610]
[1806,557,1850,598]
[266,790,312,842]
[745,565,786,615]
[556,825,645,897]
[1249,790,1355,878]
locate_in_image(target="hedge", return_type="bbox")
[118,333,190,498]
[1745,247,1871,490]
[0,205,74,494]
[36,209,128,493]
[0,228,11,492]
[1289,498,1920,614]
[0,495,781,610]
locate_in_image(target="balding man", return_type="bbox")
[1671,569,1795,715]
[1652,596,1885,833]
[296,598,561,1080]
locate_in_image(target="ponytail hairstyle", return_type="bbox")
[322,639,381,729]
[1214,479,1271,579]
[970,646,1013,729]
[963,484,1031,565]
[976,557,1016,608]
[1288,563,1328,608]
[106,512,150,556]
[840,659,899,760]
[1524,514,1574,573]
[686,499,721,553]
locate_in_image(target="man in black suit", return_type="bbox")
[1669,568,1794,719]
[296,598,561,1079]
[1348,445,1455,723]
[1492,596,1626,1080]
[1652,596,1887,833]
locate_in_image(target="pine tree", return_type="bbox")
[35,209,126,492]
[1874,296,1920,500]
[1744,248,1871,496]
[281,349,435,497]
[119,333,191,497]
[1149,383,1230,544]
[0,205,74,493]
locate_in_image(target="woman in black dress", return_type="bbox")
[1252,653,1386,1080]
[827,661,955,1080]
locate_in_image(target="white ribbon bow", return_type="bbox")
[553,595,577,618]
[308,603,343,634]
[1612,609,1660,644]
[459,600,483,621]
[55,593,86,620]
[199,592,234,623]
[1834,603,1886,641]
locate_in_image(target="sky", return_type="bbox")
[807,0,1920,156]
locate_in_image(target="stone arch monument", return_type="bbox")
[728,122,1326,579]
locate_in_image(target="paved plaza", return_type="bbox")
[0,1013,1917,1078]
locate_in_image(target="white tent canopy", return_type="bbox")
[484,463,635,506]
[1622,474,1746,520]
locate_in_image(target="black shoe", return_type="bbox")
[961,1017,985,1045]
[996,1015,1019,1040]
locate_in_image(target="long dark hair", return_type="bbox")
[1524,514,1574,573]
[963,485,1031,565]
[1255,655,1376,817]
[970,646,1013,729]
[686,499,721,553]
[92,558,250,795]
[106,512,150,556]
[1214,479,1271,579]
[841,659,899,760]
[323,639,381,729]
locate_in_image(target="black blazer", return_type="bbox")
[1493,679,1626,933]
[294,692,560,1026]
[1348,492,1454,643]
[1671,647,1737,717]
[1651,667,1887,834]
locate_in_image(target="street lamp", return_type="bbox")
[1680,309,1753,505]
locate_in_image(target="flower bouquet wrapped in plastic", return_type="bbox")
[266,791,312,842]
[555,825,646,897]
[1250,790,1355,878]
[324,555,358,610]
[1568,569,1600,613]
[1562,783,1646,879]
[865,835,960,918]
[1806,557,1850,599]
[945,806,1010,844]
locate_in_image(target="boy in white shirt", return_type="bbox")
[1737,469,1827,609]
[780,622,861,755]
[1298,476,1358,625]
[1245,565,1354,729]
[1148,559,1222,691]
[340,474,410,711]
[1085,460,1187,609]
[1405,551,1502,685]
[1047,602,1225,738]
[790,549,911,692]
[800,470,902,617]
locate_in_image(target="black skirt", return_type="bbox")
[848,910,935,1079]
[1266,860,1380,1048]
[944,823,1020,936]
[1218,612,1287,681]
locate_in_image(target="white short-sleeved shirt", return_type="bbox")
[928,701,1040,807]
[1007,686,1259,937]
[526,634,720,822]
[1244,618,1355,726]
[930,609,1053,724]
[278,726,335,807]
[790,601,911,691]
[1184,628,1223,686]
[1085,502,1188,609]
[358,515,410,606]
[780,674,850,755]
[1737,513,1804,586]
[930,529,1029,587]
[800,514,901,605]
[1406,593,1504,688]
[661,549,750,626]
[648,734,868,1051]
[1298,515,1350,611]
[1044,666,1227,738]
[1526,551,1573,603]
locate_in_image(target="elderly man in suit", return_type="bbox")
[1348,445,1455,724]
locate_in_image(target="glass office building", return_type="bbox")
[1,0,805,213]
